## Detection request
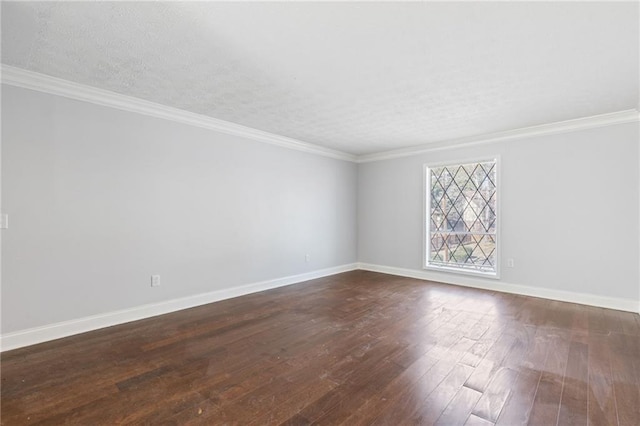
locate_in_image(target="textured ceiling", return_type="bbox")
[2,2,638,155]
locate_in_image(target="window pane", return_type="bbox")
[427,160,497,275]
[429,233,496,272]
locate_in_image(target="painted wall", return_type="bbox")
[2,81,638,339]
[1,85,358,333]
[358,122,639,303]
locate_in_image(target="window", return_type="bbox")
[425,159,498,277]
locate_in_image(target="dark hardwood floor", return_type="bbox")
[2,271,639,425]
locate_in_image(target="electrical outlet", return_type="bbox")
[151,275,161,287]
[305,254,310,262]
[506,258,515,268]
[0,214,8,229]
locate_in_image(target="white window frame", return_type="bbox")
[423,157,501,279]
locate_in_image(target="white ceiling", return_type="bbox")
[2,1,638,156]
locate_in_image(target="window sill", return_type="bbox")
[424,265,500,280]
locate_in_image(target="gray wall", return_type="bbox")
[1,85,358,333]
[358,122,639,301]
[2,82,638,336]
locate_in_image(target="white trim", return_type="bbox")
[358,262,639,313]
[424,265,498,279]
[357,109,640,163]
[0,263,358,352]
[0,65,356,163]
[3,261,637,351]
[2,66,638,165]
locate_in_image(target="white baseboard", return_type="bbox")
[0,263,358,352]
[358,262,639,313]
[3,261,637,352]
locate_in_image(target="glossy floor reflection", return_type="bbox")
[2,271,639,425]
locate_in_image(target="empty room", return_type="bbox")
[1,1,639,425]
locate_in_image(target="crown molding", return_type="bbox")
[357,109,640,163]
[3,66,637,164]
[1,65,357,162]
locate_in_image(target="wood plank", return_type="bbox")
[369,337,476,425]
[494,369,541,426]
[471,367,519,423]
[587,331,617,425]
[609,332,640,426]
[463,329,517,392]
[410,363,476,424]
[493,325,550,425]
[1,270,637,425]
[434,385,482,425]
[557,338,589,425]
[339,349,441,425]
[465,414,495,425]
[528,329,571,425]
[615,310,640,336]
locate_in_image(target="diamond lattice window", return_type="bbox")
[426,159,498,275]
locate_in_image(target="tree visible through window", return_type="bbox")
[426,159,498,275]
